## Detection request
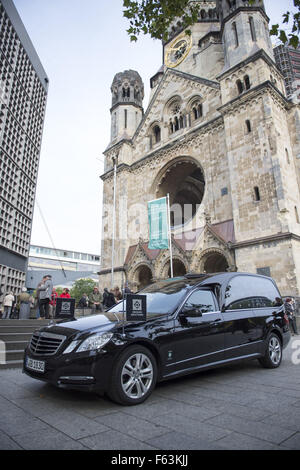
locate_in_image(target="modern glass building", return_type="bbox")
[0,0,49,298]
[26,245,101,290]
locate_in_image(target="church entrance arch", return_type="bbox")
[154,157,205,228]
[168,259,187,277]
[133,264,153,290]
[202,251,229,273]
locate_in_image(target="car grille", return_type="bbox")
[29,332,66,356]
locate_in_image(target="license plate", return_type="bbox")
[26,357,45,373]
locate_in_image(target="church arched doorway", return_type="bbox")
[167,259,187,278]
[203,252,229,273]
[135,265,153,289]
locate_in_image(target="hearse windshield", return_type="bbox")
[108,279,191,315]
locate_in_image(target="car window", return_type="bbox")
[109,283,187,315]
[182,290,216,314]
[224,275,281,311]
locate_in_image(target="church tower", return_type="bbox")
[99,0,300,296]
[109,70,144,145]
[217,0,300,291]
[218,0,273,70]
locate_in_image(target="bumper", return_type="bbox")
[23,347,113,394]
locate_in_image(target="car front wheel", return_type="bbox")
[107,345,157,405]
[259,333,282,369]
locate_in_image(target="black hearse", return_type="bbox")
[24,273,290,405]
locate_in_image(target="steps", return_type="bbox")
[0,319,50,369]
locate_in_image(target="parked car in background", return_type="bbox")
[24,273,291,405]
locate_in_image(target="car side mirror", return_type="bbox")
[180,307,203,318]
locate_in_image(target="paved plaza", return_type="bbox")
[0,338,300,451]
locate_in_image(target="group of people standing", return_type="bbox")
[77,285,131,312]
[1,288,34,319]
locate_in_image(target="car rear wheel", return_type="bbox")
[259,333,282,368]
[106,345,157,405]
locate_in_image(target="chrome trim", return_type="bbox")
[59,376,95,382]
[174,287,220,319]
[166,340,263,367]
[29,331,66,356]
[163,353,261,378]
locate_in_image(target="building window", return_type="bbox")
[244,75,251,90]
[246,120,252,133]
[295,206,300,224]
[237,79,244,94]
[153,125,161,144]
[257,267,271,277]
[285,148,290,164]
[249,17,256,42]
[254,186,260,201]
[124,109,127,129]
[232,22,239,48]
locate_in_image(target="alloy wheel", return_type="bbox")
[269,336,281,365]
[121,353,154,400]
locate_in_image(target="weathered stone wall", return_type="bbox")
[234,238,299,296]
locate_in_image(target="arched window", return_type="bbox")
[237,79,244,94]
[245,120,252,133]
[285,148,290,164]
[167,98,185,134]
[232,22,239,48]
[249,17,256,42]
[153,125,161,144]
[244,75,251,90]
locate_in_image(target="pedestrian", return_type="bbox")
[78,293,89,308]
[284,297,299,336]
[106,289,116,308]
[2,291,14,319]
[114,286,122,302]
[60,288,71,299]
[18,288,34,320]
[39,275,53,319]
[124,282,132,294]
[90,287,103,312]
[49,288,58,318]
[35,279,44,319]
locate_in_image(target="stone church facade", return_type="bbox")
[99,0,300,296]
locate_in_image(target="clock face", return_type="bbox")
[165,33,193,68]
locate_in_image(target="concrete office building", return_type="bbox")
[0,0,48,298]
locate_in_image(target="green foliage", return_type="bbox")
[123,0,200,42]
[55,287,64,297]
[123,0,300,48]
[69,278,96,304]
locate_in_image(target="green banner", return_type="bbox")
[148,197,169,250]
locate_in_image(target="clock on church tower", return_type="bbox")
[164,32,193,68]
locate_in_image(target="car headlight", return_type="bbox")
[63,340,81,355]
[76,332,113,353]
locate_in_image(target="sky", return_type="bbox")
[12,0,298,257]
